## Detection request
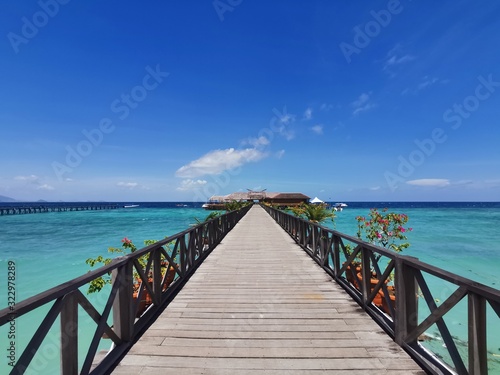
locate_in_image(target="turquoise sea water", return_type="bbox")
[1,202,499,373]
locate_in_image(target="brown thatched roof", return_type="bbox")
[265,192,310,200]
[208,191,310,202]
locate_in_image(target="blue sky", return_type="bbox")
[1,1,499,202]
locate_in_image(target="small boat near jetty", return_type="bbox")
[333,203,348,211]
[123,204,140,208]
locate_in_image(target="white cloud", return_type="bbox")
[117,182,139,189]
[15,174,40,183]
[352,93,370,108]
[303,107,313,120]
[176,148,268,178]
[278,112,295,124]
[37,184,55,190]
[417,76,439,90]
[280,128,295,140]
[320,103,334,111]
[406,179,450,187]
[272,106,296,140]
[244,136,270,148]
[369,186,381,191]
[353,103,375,115]
[352,93,375,115]
[403,76,443,95]
[15,174,54,191]
[177,179,208,191]
[384,54,415,68]
[383,45,415,77]
[311,125,323,135]
[276,149,285,159]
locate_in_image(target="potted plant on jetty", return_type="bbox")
[351,208,412,313]
[86,237,176,317]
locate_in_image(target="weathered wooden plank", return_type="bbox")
[155,338,392,348]
[128,345,372,358]
[132,369,426,375]
[141,330,357,339]
[162,306,357,313]
[179,302,350,309]
[117,355,390,369]
[152,323,373,332]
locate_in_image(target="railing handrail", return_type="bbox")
[262,204,500,375]
[293,217,500,300]
[0,204,252,375]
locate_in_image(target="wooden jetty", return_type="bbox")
[2,203,498,374]
[112,205,426,374]
[0,203,119,215]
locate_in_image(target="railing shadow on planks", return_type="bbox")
[262,204,500,375]
[0,205,251,375]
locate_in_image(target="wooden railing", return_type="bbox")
[262,204,500,375]
[0,205,251,375]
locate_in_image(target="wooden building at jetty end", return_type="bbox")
[202,190,310,210]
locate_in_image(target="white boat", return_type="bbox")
[123,204,139,208]
[333,203,347,211]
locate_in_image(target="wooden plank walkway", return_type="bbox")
[112,205,426,374]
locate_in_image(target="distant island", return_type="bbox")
[0,195,17,202]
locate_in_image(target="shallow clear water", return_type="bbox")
[1,202,499,373]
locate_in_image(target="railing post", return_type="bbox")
[153,248,162,305]
[60,291,78,375]
[311,225,316,254]
[468,292,487,375]
[112,261,134,342]
[395,257,419,346]
[333,235,340,278]
[361,246,371,304]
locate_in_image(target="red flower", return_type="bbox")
[122,237,132,244]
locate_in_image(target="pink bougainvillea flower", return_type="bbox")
[122,237,132,244]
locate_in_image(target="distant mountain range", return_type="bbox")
[0,195,17,202]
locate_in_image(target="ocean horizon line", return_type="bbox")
[2,200,500,203]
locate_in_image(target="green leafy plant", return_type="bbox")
[86,237,172,294]
[224,200,250,211]
[355,208,412,253]
[290,203,336,224]
[354,208,414,309]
